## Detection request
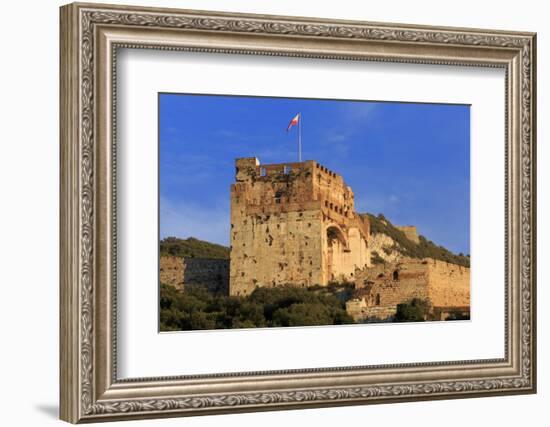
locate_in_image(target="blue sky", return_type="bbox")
[159,93,470,255]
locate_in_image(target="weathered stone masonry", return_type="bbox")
[347,258,470,321]
[396,225,420,244]
[159,255,184,290]
[229,157,371,296]
[159,256,229,294]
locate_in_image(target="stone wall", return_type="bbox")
[349,259,429,321]
[229,208,324,296]
[426,258,470,307]
[159,255,184,290]
[396,225,420,244]
[349,258,470,321]
[183,258,230,294]
[345,298,397,322]
[160,255,229,294]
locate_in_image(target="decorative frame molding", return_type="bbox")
[60,2,536,423]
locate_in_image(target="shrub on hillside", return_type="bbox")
[160,236,230,259]
[395,298,431,322]
[159,283,354,331]
[371,250,385,265]
[365,213,470,267]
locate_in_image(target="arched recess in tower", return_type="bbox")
[326,224,349,281]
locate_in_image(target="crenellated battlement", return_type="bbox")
[229,157,370,296]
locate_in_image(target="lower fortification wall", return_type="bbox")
[426,259,470,307]
[349,258,470,321]
[349,260,429,321]
[183,258,230,294]
[160,256,229,294]
[159,255,184,290]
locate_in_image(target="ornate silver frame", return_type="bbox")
[60,2,537,423]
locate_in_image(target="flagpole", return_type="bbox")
[298,113,302,162]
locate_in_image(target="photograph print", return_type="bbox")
[158,93,471,332]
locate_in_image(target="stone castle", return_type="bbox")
[160,156,470,321]
[229,157,371,296]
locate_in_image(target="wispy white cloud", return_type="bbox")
[316,129,353,159]
[211,129,248,140]
[355,196,383,214]
[341,102,378,122]
[314,103,379,159]
[326,134,350,143]
[355,193,400,214]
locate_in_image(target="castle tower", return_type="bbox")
[229,157,370,296]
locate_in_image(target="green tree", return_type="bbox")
[272,303,332,327]
[159,283,354,331]
[395,298,431,322]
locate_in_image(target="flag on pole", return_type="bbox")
[286,113,302,162]
[286,113,300,132]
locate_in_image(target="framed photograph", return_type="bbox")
[60,2,537,423]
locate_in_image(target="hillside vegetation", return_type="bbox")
[160,284,353,331]
[364,213,470,268]
[160,236,230,259]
